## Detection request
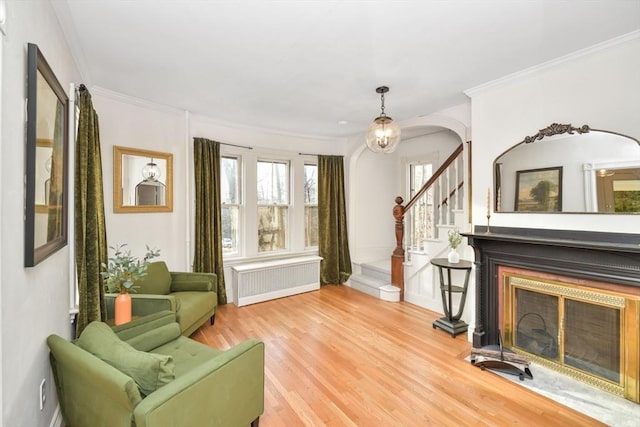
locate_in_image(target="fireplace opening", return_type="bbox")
[502,271,638,401]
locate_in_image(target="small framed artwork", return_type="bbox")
[515,167,562,212]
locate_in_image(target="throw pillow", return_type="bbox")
[135,261,172,295]
[76,321,174,395]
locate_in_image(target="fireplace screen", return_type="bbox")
[508,275,625,390]
[565,299,620,383]
[515,289,559,360]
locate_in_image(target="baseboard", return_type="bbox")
[236,283,320,306]
[49,405,63,427]
[404,291,443,314]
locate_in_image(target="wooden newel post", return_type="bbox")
[392,196,405,301]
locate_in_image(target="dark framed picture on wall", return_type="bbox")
[515,167,562,212]
[25,43,70,266]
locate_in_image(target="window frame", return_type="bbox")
[256,157,291,254]
[303,162,318,249]
[220,154,242,256]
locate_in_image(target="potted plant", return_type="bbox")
[447,228,463,264]
[101,243,160,325]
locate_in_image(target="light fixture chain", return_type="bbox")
[380,91,386,116]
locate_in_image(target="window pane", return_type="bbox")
[221,156,239,204]
[305,206,318,247]
[258,206,288,252]
[304,164,318,204]
[410,162,434,239]
[222,205,239,254]
[257,160,289,204]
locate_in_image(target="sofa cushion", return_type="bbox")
[76,322,175,395]
[152,336,222,377]
[135,261,172,295]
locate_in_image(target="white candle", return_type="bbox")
[487,188,491,216]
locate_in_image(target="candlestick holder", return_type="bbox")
[486,214,491,233]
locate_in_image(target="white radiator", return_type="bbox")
[231,256,322,306]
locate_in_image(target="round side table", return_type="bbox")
[430,258,472,338]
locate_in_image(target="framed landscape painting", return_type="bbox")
[515,167,562,212]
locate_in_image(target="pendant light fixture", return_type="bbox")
[365,86,401,153]
[141,159,161,181]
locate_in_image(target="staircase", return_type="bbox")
[351,143,467,310]
[349,260,400,302]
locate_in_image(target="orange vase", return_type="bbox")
[114,292,132,325]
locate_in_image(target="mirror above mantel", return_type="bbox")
[113,146,173,213]
[494,123,640,214]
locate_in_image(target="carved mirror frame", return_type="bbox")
[494,123,640,214]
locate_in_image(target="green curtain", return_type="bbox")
[318,155,352,285]
[193,137,227,304]
[75,86,108,336]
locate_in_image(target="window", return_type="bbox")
[257,160,289,252]
[304,163,318,247]
[221,156,241,254]
[409,161,434,241]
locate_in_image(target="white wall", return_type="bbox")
[1,1,80,426]
[87,98,344,302]
[462,34,640,342]
[92,92,190,271]
[468,34,640,232]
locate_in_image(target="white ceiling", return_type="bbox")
[53,0,640,139]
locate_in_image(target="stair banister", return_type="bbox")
[390,143,465,301]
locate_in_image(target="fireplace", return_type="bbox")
[465,226,640,402]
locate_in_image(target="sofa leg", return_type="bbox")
[250,417,260,427]
[210,314,215,326]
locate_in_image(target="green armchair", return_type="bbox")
[106,261,218,336]
[48,311,264,427]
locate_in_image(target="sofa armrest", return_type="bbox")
[170,271,216,292]
[47,334,143,427]
[133,339,264,427]
[105,293,179,319]
[112,310,177,342]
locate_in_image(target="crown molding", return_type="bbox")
[189,112,347,143]
[464,30,640,98]
[86,86,346,142]
[50,0,91,84]
[90,86,186,114]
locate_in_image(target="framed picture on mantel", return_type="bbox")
[515,167,562,212]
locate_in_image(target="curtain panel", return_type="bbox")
[75,87,108,336]
[318,155,352,285]
[193,138,227,304]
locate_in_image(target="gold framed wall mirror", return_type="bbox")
[494,123,640,214]
[113,146,173,213]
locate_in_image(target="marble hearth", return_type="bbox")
[465,226,640,403]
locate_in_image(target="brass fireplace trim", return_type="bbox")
[507,275,626,308]
[502,272,639,403]
[511,347,626,397]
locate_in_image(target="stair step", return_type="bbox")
[350,273,385,299]
[360,260,391,282]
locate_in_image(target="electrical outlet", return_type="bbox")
[39,379,46,410]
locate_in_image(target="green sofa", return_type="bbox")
[106,261,218,336]
[47,311,264,427]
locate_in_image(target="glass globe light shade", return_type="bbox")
[141,161,161,181]
[365,116,401,153]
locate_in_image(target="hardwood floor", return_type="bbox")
[192,285,604,426]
